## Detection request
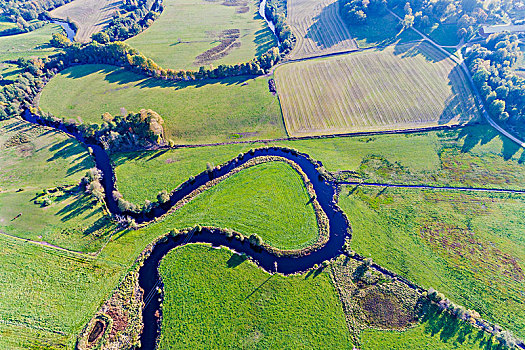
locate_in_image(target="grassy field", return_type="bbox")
[50,0,121,42]
[125,0,276,69]
[0,23,62,62]
[39,64,285,144]
[158,244,353,348]
[146,162,319,250]
[422,23,461,47]
[0,234,123,348]
[286,0,357,59]
[0,119,112,252]
[275,41,481,137]
[344,12,421,48]
[338,186,525,338]
[112,144,253,204]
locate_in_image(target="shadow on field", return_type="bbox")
[254,27,277,56]
[62,64,256,90]
[419,303,504,350]
[56,193,97,222]
[457,126,525,162]
[304,1,351,50]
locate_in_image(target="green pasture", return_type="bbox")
[0,119,111,252]
[125,0,276,69]
[158,244,352,348]
[0,23,61,62]
[339,186,525,338]
[39,64,285,144]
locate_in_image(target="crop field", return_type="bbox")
[275,42,482,136]
[125,0,276,69]
[38,64,285,144]
[0,24,62,62]
[50,0,122,42]
[338,186,525,338]
[286,0,357,59]
[158,244,353,348]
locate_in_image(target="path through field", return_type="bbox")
[287,0,357,59]
[50,0,122,42]
[275,42,482,137]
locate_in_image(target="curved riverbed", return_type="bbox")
[21,111,351,349]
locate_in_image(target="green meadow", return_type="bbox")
[0,24,62,62]
[126,0,276,69]
[39,64,285,144]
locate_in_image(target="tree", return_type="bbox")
[489,99,505,117]
[157,190,170,204]
[402,13,415,28]
[50,33,70,48]
[92,32,110,44]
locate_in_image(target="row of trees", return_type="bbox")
[426,287,521,348]
[339,0,387,25]
[466,32,524,124]
[265,0,295,52]
[47,40,281,80]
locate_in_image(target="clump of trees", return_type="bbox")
[0,0,73,36]
[81,168,105,202]
[93,0,162,42]
[466,32,524,125]
[339,0,387,25]
[265,0,295,52]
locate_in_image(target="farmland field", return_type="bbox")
[38,64,285,144]
[50,0,122,42]
[0,24,62,62]
[275,42,481,136]
[338,186,525,338]
[125,0,276,69]
[286,0,357,59]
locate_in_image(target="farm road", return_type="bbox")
[388,9,525,149]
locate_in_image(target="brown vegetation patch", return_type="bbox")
[420,222,524,282]
[359,288,417,329]
[222,0,247,6]
[3,131,31,149]
[194,29,241,66]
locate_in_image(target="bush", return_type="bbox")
[157,190,170,204]
[248,234,263,247]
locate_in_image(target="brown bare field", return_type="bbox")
[50,0,121,42]
[274,42,482,136]
[287,0,358,60]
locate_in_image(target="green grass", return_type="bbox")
[0,234,123,347]
[39,64,285,144]
[0,17,17,32]
[422,23,460,47]
[0,62,22,81]
[338,186,525,338]
[147,161,319,250]
[112,144,253,204]
[125,0,276,69]
[0,322,68,350]
[0,119,112,252]
[158,244,353,349]
[346,12,421,48]
[361,305,502,350]
[0,23,61,62]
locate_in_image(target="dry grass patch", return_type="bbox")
[287,0,357,59]
[275,42,481,136]
[50,0,122,42]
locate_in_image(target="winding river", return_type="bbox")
[21,111,351,349]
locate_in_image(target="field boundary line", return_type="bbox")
[337,181,525,194]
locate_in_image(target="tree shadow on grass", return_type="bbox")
[254,27,277,56]
[226,253,246,268]
[418,302,504,350]
[56,193,97,222]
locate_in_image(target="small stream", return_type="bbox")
[50,19,76,42]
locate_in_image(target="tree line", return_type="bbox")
[265,0,295,53]
[466,32,524,125]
